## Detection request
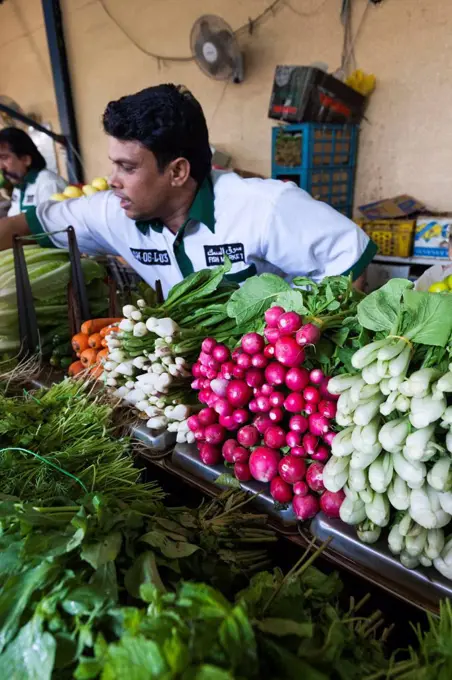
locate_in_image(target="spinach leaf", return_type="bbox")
[0,617,56,680]
[227,274,290,325]
[274,290,308,315]
[165,259,232,307]
[357,278,413,332]
[402,290,452,347]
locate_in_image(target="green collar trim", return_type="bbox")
[135,176,215,236]
[20,169,39,189]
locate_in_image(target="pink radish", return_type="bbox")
[245,368,265,389]
[261,383,274,396]
[303,385,321,404]
[284,392,305,413]
[265,362,287,386]
[302,433,318,455]
[320,377,339,401]
[249,447,281,482]
[264,305,285,327]
[269,407,284,423]
[187,415,201,432]
[264,425,286,449]
[201,338,217,354]
[292,493,320,520]
[212,344,230,363]
[279,455,306,484]
[199,443,221,466]
[278,311,303,334]
[232,366,245,379]
[222,439,237,463]
[306,462,325,492]
[226,380,253,408]
[296,324,321,346]
[264,327,280,344]
[291,446,307,458]
[310,445,330,462]
[253,414,273,434]
[194,429,205,442]
[293,480,309,497]
[251,353,268,369]
[285,367,310,392]
[286,430,302,448]
[309,368,325,385]
[320,490,345,518]
[232,446,250,463]
[256,395,271,412]
[236,353,252,370]
[234,462,251,481]
[323,431,337,447]
[270,476,293,503]
[237,425,259,448]
[232,409,249,426]
[304,402,317,416]
[274,336,305,368]
[308,413,330,436]
[219,415,239,431]
[192,363,202,378]
[221,361,235,380]
[289,415,309,434]
[241,332,265,355]
[198,408,217,426]
[264,344,276,358]
[214,398,233,417]
[269,391,285,408]
[205,424,226,445]
[318,400,337,419]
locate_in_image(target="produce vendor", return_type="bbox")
[0,127,67,217]
[0,85,376,295]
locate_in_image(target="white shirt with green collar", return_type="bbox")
[26,171,376,296]
[8,169,67,217]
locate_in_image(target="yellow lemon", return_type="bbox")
[91,177,109,191]
[429,281,449,293]
[63,185,83,199]
[443,275,452,290]
[82,184,99,197]
[50,193,66,201]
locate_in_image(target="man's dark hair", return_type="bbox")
[0,127,46,172]
[103,84,212,185]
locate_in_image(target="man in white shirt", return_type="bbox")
[0,127,66,217]
[0,85,376,295]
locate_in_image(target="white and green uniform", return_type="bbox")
[26,171,376,296]
[8,169,67,217]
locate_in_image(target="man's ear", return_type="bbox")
[168,157,191,187]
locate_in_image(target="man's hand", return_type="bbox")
[0,213,31,250]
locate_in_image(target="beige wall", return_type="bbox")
[1,0,452,211]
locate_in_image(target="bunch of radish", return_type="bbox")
[187,306,345,521]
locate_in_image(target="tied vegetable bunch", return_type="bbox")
[322,279,452,579]
[188,306,345,521]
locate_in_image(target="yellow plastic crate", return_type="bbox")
[355,219,415,257]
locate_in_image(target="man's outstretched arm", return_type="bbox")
[0,213,31,250]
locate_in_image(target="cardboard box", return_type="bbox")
[365,262,411,292]
[358,195,425,220]
[413,215,452,259]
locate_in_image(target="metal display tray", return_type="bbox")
[130,422,176,454]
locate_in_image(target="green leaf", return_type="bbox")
[402,289,452,347]
[257,617,313,638]
[140,530,200,559]
[124,551,166,599]
[101,635,168,679]
[274,290,308,315]
[0,617,56,680]
[357,278,413,332]
[182,666,235,680]
[215,474,241,489]
[165,260,232,308]
[227,274,290,326]
[81,532,122,569]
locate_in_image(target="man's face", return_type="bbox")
[0,144,31,185]
[108,137,172,221]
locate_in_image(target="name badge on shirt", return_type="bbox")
[24,194,35,206]
[204,243,245,267]
[130,248,171,266]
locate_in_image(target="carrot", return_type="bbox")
[88,332,103,350]
[97,348,109,363]
[72,332,90,353]
[81,318,123,335]
[101,339,108,348]
[100,324,120,338]
[90,365,104,379]
[68,360,84,377]
[80,348,99,368]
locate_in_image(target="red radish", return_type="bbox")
[261,383,274,396]
[214,398,233,417]
[236,353,252,370]
[232,366,246,379]
[206,394,220,409]
[279,455,306,484]
[264,345,276,360]
[269,391,285,408]
[198,408,217,426]
[237,425,259,448]
[211,378,229,397]
[198,389,212,404]
[270,476,293,503]
[302,433,318,455]
[285,367,310,392]
[192,363,202,378]
[234,462,251,481]
[205,368,219,381]
[308,413,330,436]
[303,402,317,416]
[194,429,205,442]
[264,305,285,327]
[265,362,287,386]
[318,400,337,419]
[278,311,303,334]
[320,490,345,518]
[293,480,309,497]
[201,338,217,355]
[232,446,250,463]
[187,415,201,432]
[286,430,302,448]
[292,493,320,520]
[249,399,259,413]
[275,336,305,368]
[291,446,307,458]
[256,395,271,412]
[199,351,211,366]
[222,439,237,463]
[320,377,339,401]
[232,348,242,361]
[221,361,235,380]
[219,415,239,431]
[311,445,330,462]
[232,409,249,426]
[191,379,202,390]
[296,324,321,346]
[289,415,309,434]
[199,443,222,466]
[323,431,337,447]
[206,355,220,370]
[246,368,265,389]
[199,364,208,377]
[254,414,273,434]
[309,368,325,385]
[306,462,325,492]
[251,353,268,369]
[226,380,252,408]
[205,424,226,445]
[303,385,321,404]
[212,344,230,363]
[249,447,281,482]
[269,407,284,423]
[241,332,265,355]
[284,392,305,413]
[264,425,286,449]
[264,327,280,344]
